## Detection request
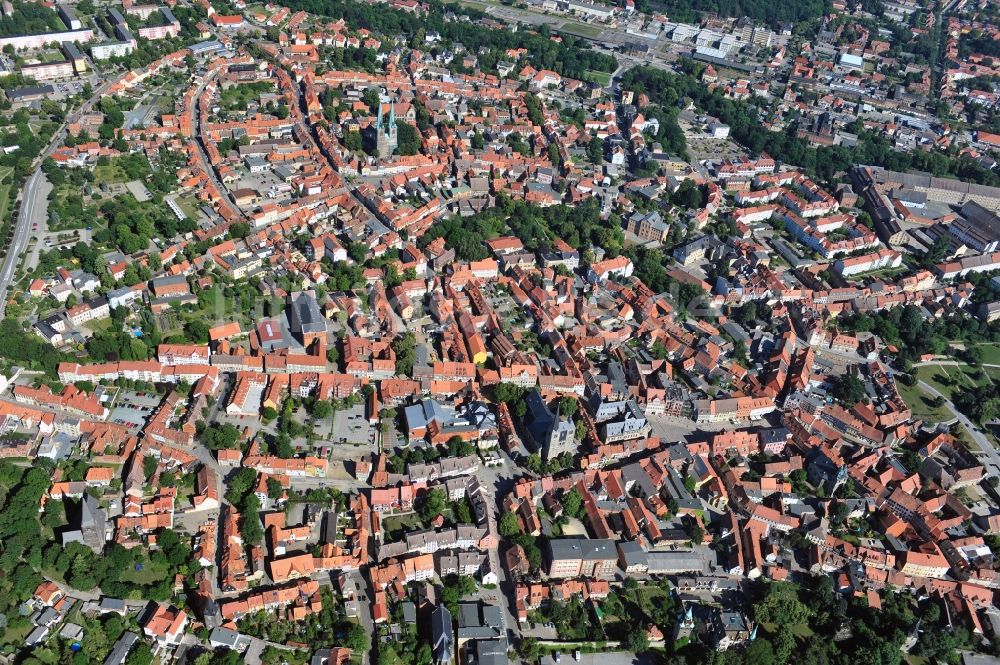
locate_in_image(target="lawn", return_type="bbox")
[0,183,11,225]
[173,194,202,220]
[898,366,956,423]
[897,379,952,423]
[0,165,13,225]
[0,620,34,650]
[93,163,130,185]
[381,513,423,539]
[561,21,603,37]
[918,363,996,394]
[119,557,170,585]
[973,343,1000,366]
[585,69,612,86]
[220,81,275,111]
[899,363,1000,425]
[82,317,114,334]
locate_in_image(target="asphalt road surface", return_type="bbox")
[0,168,45,315]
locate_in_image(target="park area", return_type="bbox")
[897,362,1000,424]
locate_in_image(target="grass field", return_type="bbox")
[82,317,114,334]
[896,378,952,423]
[898,363,1000,423]
[585,69,612,86]
[972,344,1000,366]
[173,194,201,220]
[120,557,170,585]
[220,81,275,111]
[93,162,130,185]
[561,21,603,37]
[0,166,14,223]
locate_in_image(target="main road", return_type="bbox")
[916,379,1000,477]
[0,169,44,315]
[0,81,112,315]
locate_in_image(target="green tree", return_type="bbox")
[241,495,263,545]
[831,374,866,405]
[125,642,154,665]
[499,511,520,537]
[344,130,363,152]
[587,136,604,164]
[622,625,650,653]
[392,332,416,376]
[142,455,157,480]
[312,400,333,420]
[395,122,422,155]
[417,488,447,525]
[753,581,812,626]
[561,487,583,519]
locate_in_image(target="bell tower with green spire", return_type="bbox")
[376,98,398,159]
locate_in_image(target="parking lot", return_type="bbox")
[329,405,373,447]
[108,390,162,429]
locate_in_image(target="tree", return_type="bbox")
[964,346,984,366]
[622,625,650,653]
[142,455,157,480]
[229,222,251,239]
[671,179,704,209]
[125,642,154,665]
[312,400,333,420]
[344,130,363,152]
[363,88,380,112]
[561,487,583,519]
[494,383,525,404]
[831,374,866,405]
[395,122,422,155]
[272,432,295,459]
[452,499,472,524]
[158,528,191,567]
[518,638,541,661]
[587,136,604,164]
[499,511,520,537]
[753,581,812,626]
[558,396,578,418]
[417,488,447,525]
[225,467,257,507]
[734,301,758,325]
[185,319,210,344]
[392,332,416,376]
[744,638,777,665]
[343,623,370,652]
[241,495,263,545]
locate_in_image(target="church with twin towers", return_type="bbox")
[375,99,398,159]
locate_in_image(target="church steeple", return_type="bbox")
[375,96,399,160]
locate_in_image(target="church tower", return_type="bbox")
[376,99,398,159]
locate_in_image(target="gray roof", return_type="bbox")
[209,626,244,649]
[616,540,648,567]
[474,639,509,665]
[547,538,617,562]
[431,605,453,665]
[103,631,138,665]
[7,85,55,100]
[99,597,127,613]
[646,550,706,574]
[289,291,325,334]
[456,602,504,640]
